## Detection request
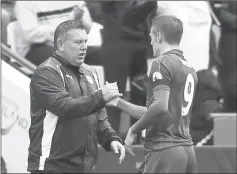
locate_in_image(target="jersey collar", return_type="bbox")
[163,49,186,61]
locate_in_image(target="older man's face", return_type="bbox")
[63,28,88,67]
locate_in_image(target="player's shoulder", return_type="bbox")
[152,54,177,72]
[173,57,198,82]
[176,57,197,79]
[158,53,195,72]
[176,56,194,70]
[153,54,170,64]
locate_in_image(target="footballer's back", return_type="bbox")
[169,52,198,140]
[145,50,198,151]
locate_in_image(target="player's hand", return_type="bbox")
[125,127,137,146]
[124,127,137,157]
[124,127,137,155]
[110,141,126,164]
[101,81,123,102]
[106,97,121,107]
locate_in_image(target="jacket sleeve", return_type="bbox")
[30,67,106,119]
[97,109,122,151]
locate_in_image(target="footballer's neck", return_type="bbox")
[157,44,180,57]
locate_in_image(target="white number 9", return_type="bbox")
[181,73,195,116]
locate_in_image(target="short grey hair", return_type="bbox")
[54,20,89,49]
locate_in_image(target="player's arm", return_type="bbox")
[116,99,147,119]
[131,90,169,133]
[130,58,173,133]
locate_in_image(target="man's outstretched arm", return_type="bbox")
[107,98,147,119]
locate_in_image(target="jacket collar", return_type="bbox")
[52,53,84,74]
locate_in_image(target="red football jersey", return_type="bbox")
[145,49,198,151]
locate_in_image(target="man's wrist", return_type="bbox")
[115,98,121,107]
[130,125,138,134]
[116,98,123,108]
[96,89,106,105]
[109,137,123,145]
[110,140,119,145]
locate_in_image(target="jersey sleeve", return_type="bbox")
[150,56,174,92]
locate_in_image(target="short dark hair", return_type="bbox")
[152,15,183,45]
[54,20,89,49]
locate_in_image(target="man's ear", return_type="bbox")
[57,39,64,51]
[156,32,162,43]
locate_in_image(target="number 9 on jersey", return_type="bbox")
[181,73,195,116]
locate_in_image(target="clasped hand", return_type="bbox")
[101,81,122,102]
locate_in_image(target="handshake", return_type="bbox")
[101,81,122,107]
